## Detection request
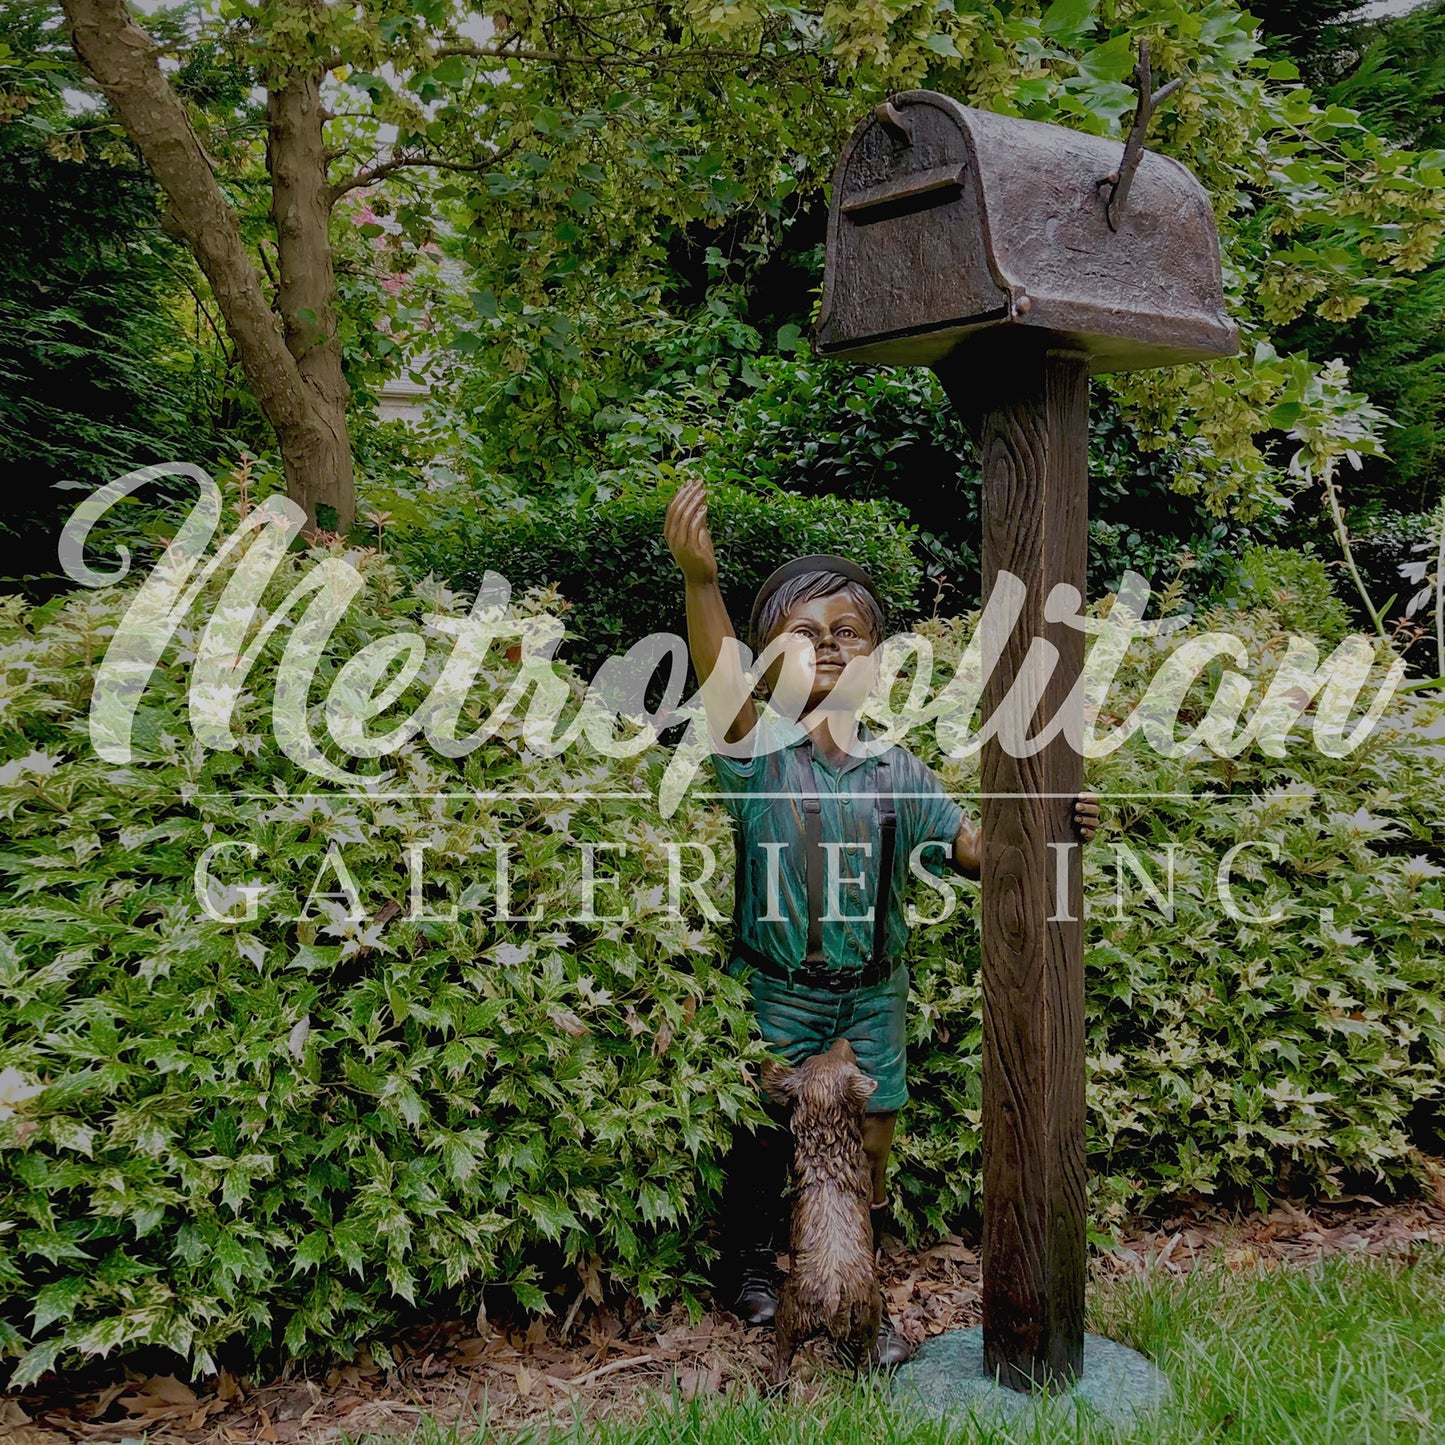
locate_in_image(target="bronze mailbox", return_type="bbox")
[813,90,1238,374]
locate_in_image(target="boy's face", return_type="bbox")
[767,592,877,714]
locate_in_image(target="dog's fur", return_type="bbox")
[762,1039,881,1387]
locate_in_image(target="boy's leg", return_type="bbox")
[718,1108,789,1324]
[868,1191,912,1366]
[719,965,834,1324]
[861,1111,897,1206]
[840,965,910,1115]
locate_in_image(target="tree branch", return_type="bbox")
[1103,39,1185,232]
[317,35,781,83]
[330,137,526,204]
[59,0,320,444]
[256,238,280,295]
[61,0,355,525]
[431,40,774,69]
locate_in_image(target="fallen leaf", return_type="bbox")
[120,1375,198,1420]
[1153,1232,1181,1271]
[1423,1159,1445,1210]
[549,1008,589,1039]
[676,1365,719,1399]
[919,1240,974,1266]
[3,1428,71,1445]
[579,1254,604,1305]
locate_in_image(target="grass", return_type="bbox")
[369,1248,1445,1445]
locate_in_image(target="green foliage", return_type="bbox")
[1,495,1441,1380]
[1247,0,1373,84]
[1259,0,1445,520]
[1319,0,1445,152]
[434,0,1445,520]
[383,481,923,680]
[431,278,773,494]
[17,0,1444,540]
[0,539,769,1382]
[696,357,1270,614]
[1350,509,1441,628]
[1282,263,1445,518]
[0,1,215,594]
[1213,545,1354,644]
[894,603,1445,1238]
[414,331,1271,642]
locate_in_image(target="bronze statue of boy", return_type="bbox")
[664,477,1099,1366]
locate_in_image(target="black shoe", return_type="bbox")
[717,1123,788,1325]
[838,1300,913,1371]
[873,1304,913,1367]
[868,1199,913,1367]
[729,1246,780,1325]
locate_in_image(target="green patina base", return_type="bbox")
[891,1328,1169,1434]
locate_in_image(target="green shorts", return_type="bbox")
[729,959,910,1113]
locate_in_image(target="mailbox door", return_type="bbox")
[815,100,1011,363]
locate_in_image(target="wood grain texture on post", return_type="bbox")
[947,344,1088,1391]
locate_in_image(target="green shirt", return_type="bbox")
[709,709,966,973]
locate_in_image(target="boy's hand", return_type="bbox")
[664,477,719,586]
[953,793,1097,876]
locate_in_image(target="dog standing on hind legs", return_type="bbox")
[763,1039,886,1388]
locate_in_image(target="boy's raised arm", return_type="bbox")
[664,478,758,745]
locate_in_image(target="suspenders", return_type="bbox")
[796,743,826,963]
[732,738,897,982]
[871,753,897,967]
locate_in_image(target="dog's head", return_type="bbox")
[762,1038,877,1122]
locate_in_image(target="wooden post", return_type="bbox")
[938,343,1088,1392]
[814,83,1236,1407]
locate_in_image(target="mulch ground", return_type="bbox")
[6,1178,1445,1445]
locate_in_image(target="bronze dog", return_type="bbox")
[762,1039,881,1386]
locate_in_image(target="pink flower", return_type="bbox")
[381,272,409,294]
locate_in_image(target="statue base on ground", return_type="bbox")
[892,1328,1169,1432]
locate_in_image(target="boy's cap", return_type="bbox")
[748,554,885,644]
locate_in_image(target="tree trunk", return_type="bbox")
[60,0,355,530]
[267,67,354,531]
